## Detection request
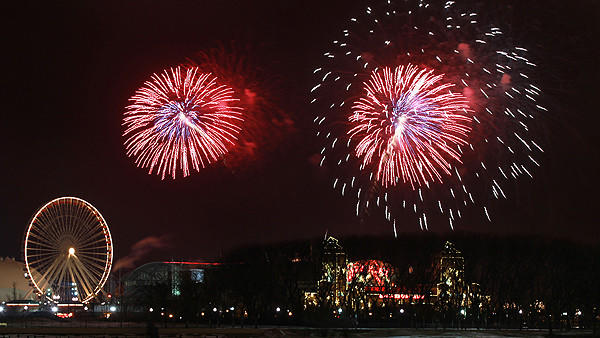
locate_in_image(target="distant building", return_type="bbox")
[0,257,34,302]
[435,241,487,315]
[437,241,467,309]
[123,261,220,303]
[305,237,429,314]
[304,238,488,320]
[316,236,347,309]
[347,259,397,312]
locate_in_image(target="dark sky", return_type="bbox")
[2,1,599,264]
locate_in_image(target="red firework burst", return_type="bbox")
[123,66,243,179]
[349,64,472,188]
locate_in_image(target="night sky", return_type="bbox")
[2,1,598,266]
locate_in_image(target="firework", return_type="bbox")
[123,66,243,179]
[350,64,472,189]
[187,44,294,173]
[312,0,546,230]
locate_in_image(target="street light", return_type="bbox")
[51,306,58,313]
[109,306,117,312]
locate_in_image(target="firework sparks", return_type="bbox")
[350,65,472,189]
[312,0,546,229]
[123,66,243,179]
[187,45,294,174]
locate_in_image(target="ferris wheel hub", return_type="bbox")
[68,247,75,256]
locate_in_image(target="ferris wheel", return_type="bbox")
[24,197,113,304]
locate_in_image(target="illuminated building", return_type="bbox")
[317,236,347,308]
[435,241,487,315]
[436,241,466,309]
[306,237,429,314]
[347,260,393,311]
[303,238,487,319]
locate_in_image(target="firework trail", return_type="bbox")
[123,66,243,179]
[312,0,546,231]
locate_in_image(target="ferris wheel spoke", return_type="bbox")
[79,253,110,266]
[77,251,108,259]
[35,277,52,295]
[34,209,59,235]
[37,257,65,291]
[78,265,103,283]
[79,231,105,243]
[29,255,59,270]
[78,254,105,271]
[79,239,109,251]
[66,264,79,296]
[79,259,105,279]
[68,263,91,300]
[76,225,106,246]
[61,204,70,236]
[78,245,109,253]
[72,259,97,298]
[80,211,101,236]
[27,253,59,266]
[28,257,58,268]
[78,256,108,273]
[26,238,59,250]
[29,223,60,246]
[80,268,105,285]
[64,203,75,234]
[43,206,65,237]
[27,246,60,254]
[76,258,101,289]
[72,206,92,241]
[81,265,102,285]
[27,233,59,249]
[48,258,67,287]
[74,225,102,245]
[69,203,83,236]
[72,219,92,242]
[28,225,60,244]
[55,260,72,295]
[29,258,57,279]
[75,206,99,236]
